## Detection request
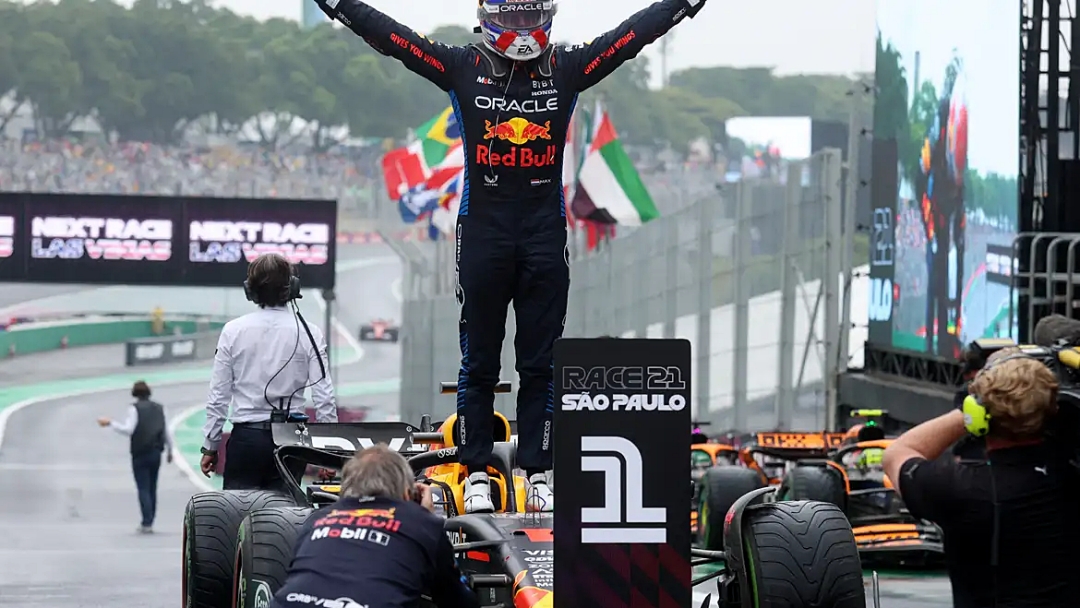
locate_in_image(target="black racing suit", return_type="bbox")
[270,496,478,608]
[315,0,706,474]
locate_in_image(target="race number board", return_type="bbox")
[553,338,691,608]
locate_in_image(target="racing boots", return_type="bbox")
[464,471,495,513]
[526,472,554,513]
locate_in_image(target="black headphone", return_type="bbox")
[243,274,302,305]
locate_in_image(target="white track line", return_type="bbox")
[0,382,203,455]
[169,402,215,493]
[391,278,403,303]
[312,289,365,366]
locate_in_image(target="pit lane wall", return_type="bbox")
[398,148,868,430]
[0,315,227,357]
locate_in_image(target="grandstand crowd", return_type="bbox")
[0,138,729,221]
[0,139,383,209]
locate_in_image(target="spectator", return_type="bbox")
[97,380,173,534]
[883,354,1080,608]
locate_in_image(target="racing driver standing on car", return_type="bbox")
[314,0,708,514]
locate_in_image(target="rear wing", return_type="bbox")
[753,432,847,450]
[272,419,521,454]
[272,421,425,453]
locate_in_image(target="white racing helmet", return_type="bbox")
[478,0,557,61]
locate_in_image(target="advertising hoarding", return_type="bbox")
[869,0,1019,358]
[0,193,337,289]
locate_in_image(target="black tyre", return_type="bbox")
[235,507,314,608]
[780,466,845,508]
[743,501,865,608]
[697,466,766,550]
[182,490,296,608]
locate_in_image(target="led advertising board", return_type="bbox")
[0,193,337,289]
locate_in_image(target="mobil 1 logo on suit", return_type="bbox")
[553,338,692,608]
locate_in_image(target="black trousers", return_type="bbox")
[223,425,305,493]
[131,450,161,527]
[454,211,569,474]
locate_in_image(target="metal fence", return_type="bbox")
[398,148,852,430]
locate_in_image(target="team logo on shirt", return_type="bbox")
[310,507,400,545]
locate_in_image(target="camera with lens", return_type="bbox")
[962,337,1080,465]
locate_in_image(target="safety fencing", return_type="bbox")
[398,148,860,430]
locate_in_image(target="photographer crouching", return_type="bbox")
[883,351,1080,607]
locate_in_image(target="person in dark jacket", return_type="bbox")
[271,445,479,608]
[98,381,173,534]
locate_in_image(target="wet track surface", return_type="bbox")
[0,243,955,607]
[0,384,206,607]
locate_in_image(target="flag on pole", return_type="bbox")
[572,100,659,227]
[414,106,462,168]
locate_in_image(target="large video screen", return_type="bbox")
[868,0,1019,359]
[0,193,337,289]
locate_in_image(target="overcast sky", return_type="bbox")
[213,0,877,87]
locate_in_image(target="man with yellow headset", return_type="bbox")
[882,350,1080,608]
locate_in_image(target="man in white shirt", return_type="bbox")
[97,381,173,533]
[199,253,338,491]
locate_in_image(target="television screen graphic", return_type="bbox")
[0,193,337,288]
[0,196,22,280]
[30,216,173,261]
[869,0,1019,358]
[0,215,13,259]
[183,197,336,289]
[23,194,180,285]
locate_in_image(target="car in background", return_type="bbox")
[359,318,399,342]
[694,413,944,566]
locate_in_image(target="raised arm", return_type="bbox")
[313,0,466,91]
[561,0,707,92]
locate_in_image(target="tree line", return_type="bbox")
[0,0,871,148]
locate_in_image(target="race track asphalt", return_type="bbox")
[0,383,207,608]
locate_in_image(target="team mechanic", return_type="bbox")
[314,0,708,513]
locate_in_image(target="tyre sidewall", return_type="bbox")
[235,513,275,608]
[780,465,845,507]
[699,467,765,550]
[742,501,865,608]
[236,507,312,608]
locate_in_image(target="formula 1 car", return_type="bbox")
[694,414,943,567]
[183,381,865,608]
[358,318,399,342]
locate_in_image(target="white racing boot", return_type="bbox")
[526,472,554,513]
[464,471,495,514]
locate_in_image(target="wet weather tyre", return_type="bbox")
[780,466,845,508]
[744,501,865,608]
[698,466,766,550]
[234,507,313,608]
[182,490,296,608]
